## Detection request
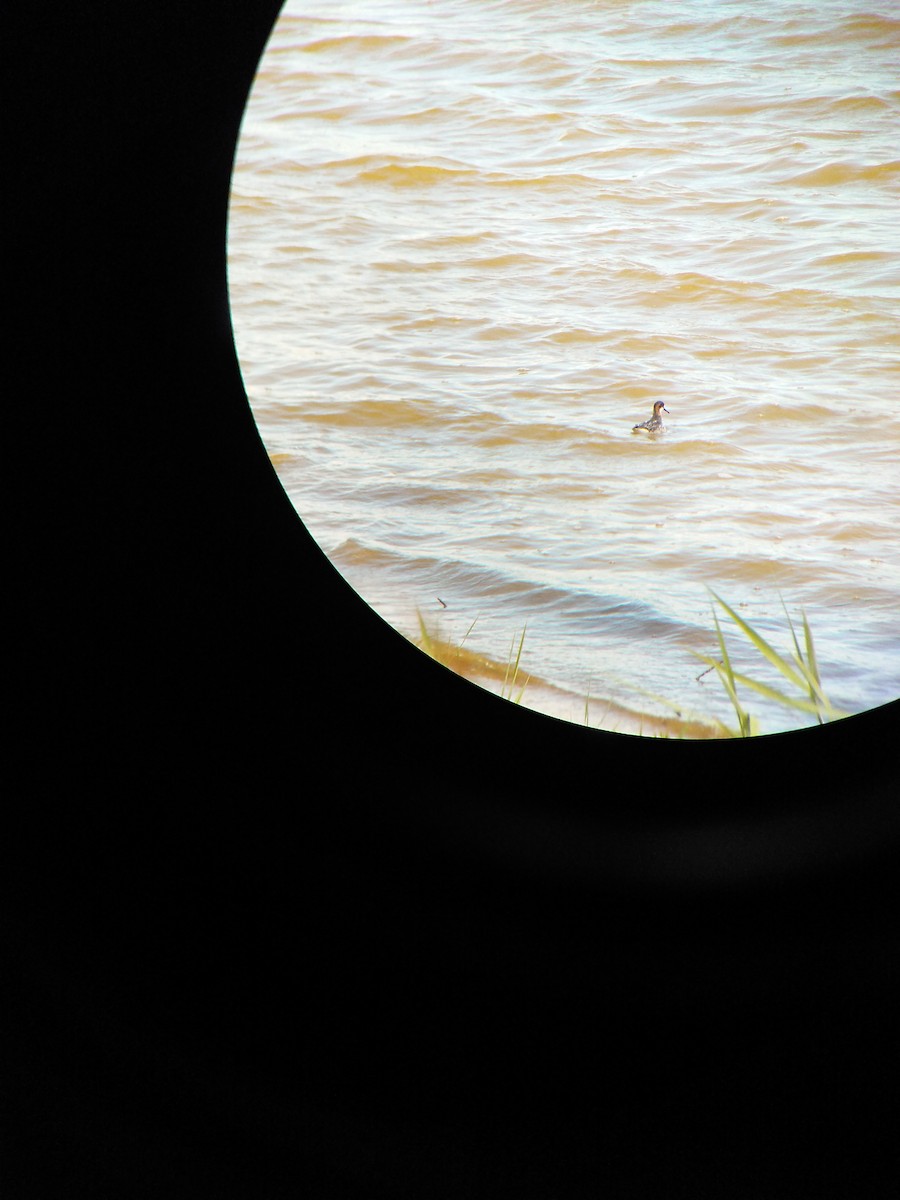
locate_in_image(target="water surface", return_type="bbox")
[229,0,899,734]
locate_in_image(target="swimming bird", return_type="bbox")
[632,400,669,434]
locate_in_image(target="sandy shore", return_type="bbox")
[413,633,725,740]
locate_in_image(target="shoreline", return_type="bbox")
[413,630,726,740]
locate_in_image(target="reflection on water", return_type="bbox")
[229,0,900,735]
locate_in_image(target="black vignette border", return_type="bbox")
[7,3,900,1198]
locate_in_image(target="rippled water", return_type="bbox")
[228,0,899,735]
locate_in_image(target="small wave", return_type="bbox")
[838,13,900,46]
[782,159,900,187]
[297,397,433,428]
[816,249,894,266]
[449,410,588,447]
[366,481,485,511]
[606,262,779,305]
[314,154,479,188]
[360,104,467,128]
[830,93,896,113]
[482,168,609,192]
[654,552,833,591]
[663,439,748,458]
[378,250,553,277]
[329,537,398,570]
[331,537,687,635]
[354,160,478,188]
[547,327,609,345]
[300,34,415,56]
[751,401,836,423]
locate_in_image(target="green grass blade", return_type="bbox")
[790,651,838,714]
[800,608,836,715]
[727,669,838,718]
[712,612,752,735]
[710,592,810,694]
[779,599,827,721]
[696,616,752,736]
[783,599,841,717]
[416,608,433,656]
[782,598,804,665]
[459,616,479,648]
[697,593,847,734]
[802,610,820,681]
[502,624,528,702]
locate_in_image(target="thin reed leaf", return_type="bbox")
[779,598,842,717]
[416,608,433,656]
[780,600,828,719]
[699,592,848,734]
[459,616,479,648]
[710,610,753,736]
[799,609,836,716]
[710,592,810,695]
[802,610,820,682]
[502,624,529,703]
[726,668,836,718]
